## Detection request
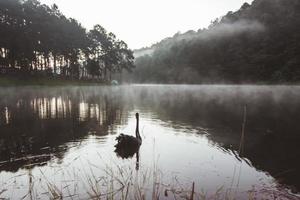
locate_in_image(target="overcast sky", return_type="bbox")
[40,0,253,49]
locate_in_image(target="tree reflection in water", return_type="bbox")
[0,85,299,194]
[0,87,128,172]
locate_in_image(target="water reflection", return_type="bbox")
[115,141,141,159]
[0,87,128,172]
[132,85,300,192]
[0,85,299,197]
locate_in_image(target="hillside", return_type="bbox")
[129,0,300,84]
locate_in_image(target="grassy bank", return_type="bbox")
[0,76,107,86]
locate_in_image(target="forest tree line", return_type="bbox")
[131,0,300,84]
[0,0,134,81]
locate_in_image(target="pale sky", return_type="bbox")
[40,0,253,49]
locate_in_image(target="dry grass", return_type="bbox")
[0,159,298,200]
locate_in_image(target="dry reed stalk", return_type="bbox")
[238,105,247,156]
[190,182,195,200]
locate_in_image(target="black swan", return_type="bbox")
[114,113,142,158]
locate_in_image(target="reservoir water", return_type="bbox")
[0,85,299,199]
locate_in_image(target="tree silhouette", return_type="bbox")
[0,0,134,82]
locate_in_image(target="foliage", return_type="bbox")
[0,0,135,81]
[131,0,300,84]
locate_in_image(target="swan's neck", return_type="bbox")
[136,116,141,141]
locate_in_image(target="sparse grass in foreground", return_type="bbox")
[0,159,298,200]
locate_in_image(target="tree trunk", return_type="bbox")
[53,54,57,75]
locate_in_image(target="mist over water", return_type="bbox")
[0,85,299,199]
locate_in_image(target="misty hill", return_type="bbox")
[133,47,155,58]
[130,0,300,84]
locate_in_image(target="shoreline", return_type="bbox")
[0,76,108,86]
[1,77,299,87]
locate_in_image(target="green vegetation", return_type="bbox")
[0,76,105,86]
[0,0,134,83]
[131,0,300,84]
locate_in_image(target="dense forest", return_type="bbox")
[0,0,134,81]
[130,0,300,84]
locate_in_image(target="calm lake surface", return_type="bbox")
[0,85,299,199]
